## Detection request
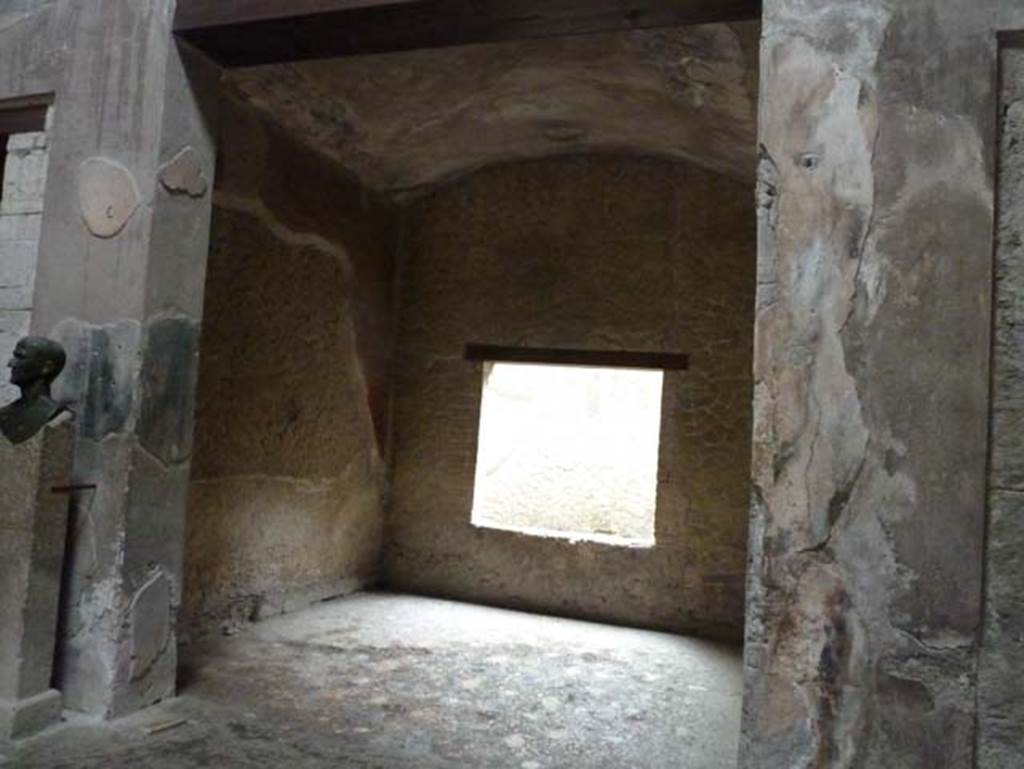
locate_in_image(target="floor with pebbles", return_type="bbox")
[5,592,742,769]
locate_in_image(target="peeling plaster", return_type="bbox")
[158,147,209,198]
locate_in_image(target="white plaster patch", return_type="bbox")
[78,158,140,239]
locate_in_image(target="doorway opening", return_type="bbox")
[177,11,759,769]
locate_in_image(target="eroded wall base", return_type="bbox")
[0,416,73,743]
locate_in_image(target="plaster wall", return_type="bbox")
[181,95,395,638]
[741,1,1023,766]
[387,155,755,640]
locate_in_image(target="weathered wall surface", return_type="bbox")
[181,94,395,638]
[978,41,1024,769]
[741,1,1018,767]
[0,1,217,719]
[387,156,755,640]
[0,129,48,403]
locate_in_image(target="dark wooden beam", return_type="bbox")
[175,0,761,67]
[464,344,689,371]
[0,105,47,135]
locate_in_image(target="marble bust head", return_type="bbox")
[0,336,67,445]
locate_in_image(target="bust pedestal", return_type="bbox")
[0,412,74,743]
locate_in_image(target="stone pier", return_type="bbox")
[0,1,218,717]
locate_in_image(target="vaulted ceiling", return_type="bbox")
[226,21,759,194]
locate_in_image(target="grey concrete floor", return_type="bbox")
[4,592,743,769]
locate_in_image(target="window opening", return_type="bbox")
[470,359,665,545]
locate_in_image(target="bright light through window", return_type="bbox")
[471,362,663,544]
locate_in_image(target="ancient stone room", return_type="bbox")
[0,1,1021,768]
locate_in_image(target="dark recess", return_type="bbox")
[0,104,47,135]
[175,0,762,67]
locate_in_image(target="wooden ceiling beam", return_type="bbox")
[174,0,761,67]
[0,104,48,135]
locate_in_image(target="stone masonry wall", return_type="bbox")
[0,130,48,402]
[387,155,755,640]
[181,94,396,638]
